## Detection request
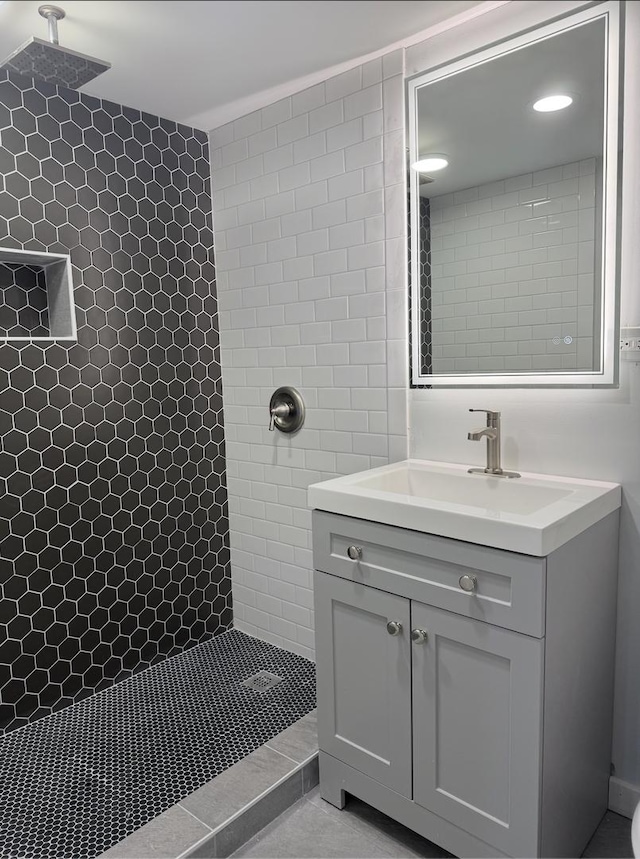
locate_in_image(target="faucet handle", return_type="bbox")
[469,408,500,425]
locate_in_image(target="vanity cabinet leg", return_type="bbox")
[319,755,347,809]
[320,782,346,809]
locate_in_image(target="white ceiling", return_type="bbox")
[416,17,606,197]
[0,0,483,130]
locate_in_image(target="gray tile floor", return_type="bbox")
[232,789,633,859]
[583,812,634,858]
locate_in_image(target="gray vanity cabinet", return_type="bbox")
[313,509,619,859]
[315,573,542,856]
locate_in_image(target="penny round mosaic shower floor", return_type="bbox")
[0,630,316,859]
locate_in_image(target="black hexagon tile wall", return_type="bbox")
[0,68,233,735]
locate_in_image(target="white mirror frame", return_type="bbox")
[408,2,621,387]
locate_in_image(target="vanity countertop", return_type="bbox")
[308,459,621,556]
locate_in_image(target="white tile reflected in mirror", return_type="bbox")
[408,5,621,386]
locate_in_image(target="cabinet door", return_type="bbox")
[314,571,412,797]
[412,602,543,857]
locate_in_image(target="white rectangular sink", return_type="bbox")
[308,460,621,556]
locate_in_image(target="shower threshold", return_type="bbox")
[0,629,316,859]
[102,711,318,859]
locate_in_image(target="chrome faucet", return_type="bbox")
[467,409,520,479]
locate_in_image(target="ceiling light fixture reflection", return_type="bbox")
[533,94,573,112]
[412,155,449,173]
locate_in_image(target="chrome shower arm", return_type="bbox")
[38,5,66,46]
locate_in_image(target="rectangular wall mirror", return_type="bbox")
[408,2,621,387]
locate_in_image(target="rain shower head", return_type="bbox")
[0,5,110,90]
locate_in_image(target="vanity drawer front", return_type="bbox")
[312,510,545,637]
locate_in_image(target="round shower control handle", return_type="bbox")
[459,574,478,593]
[268,386,305,433]
[347,545,362,561]
[411,628,428,645]
[386,621,403,636]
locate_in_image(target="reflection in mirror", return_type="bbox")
[408,5,620,386]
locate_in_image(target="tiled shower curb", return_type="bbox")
[184,752,319,858]
[100,710,318,859]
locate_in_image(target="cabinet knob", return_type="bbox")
[386,620,403,636]
[459,574,478,593]
[347,545,362,561]
[411,628,428,645]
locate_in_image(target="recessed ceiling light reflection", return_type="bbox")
[533,94,573,112]
[412,155,449,173]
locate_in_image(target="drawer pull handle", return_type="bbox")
[459,574,478,593]
[386,620,403,636]
[411,628,428,645]
[347,545,362,561]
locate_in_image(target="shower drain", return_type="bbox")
[241,670,284,691]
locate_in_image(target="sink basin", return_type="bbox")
[356,466,574,515]
[308,460,621,556]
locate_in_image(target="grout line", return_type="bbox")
[176,803,215,832]
[263,741,317,766]
[263,745,304,766]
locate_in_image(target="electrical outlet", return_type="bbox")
[620,327,640,360]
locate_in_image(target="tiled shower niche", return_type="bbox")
[0,264,48,336]
[0,247,75,340]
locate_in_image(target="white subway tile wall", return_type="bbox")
[210,54,408,659]
[428,159,598,374]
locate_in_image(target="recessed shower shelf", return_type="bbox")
[0,246,76,342]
